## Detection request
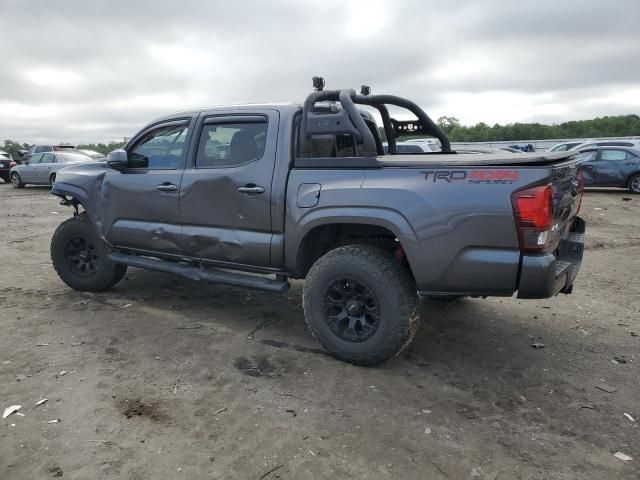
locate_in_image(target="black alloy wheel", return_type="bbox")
[323,278,381,342]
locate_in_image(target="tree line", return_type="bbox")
[3,114,639,158]
[433,114,640,142]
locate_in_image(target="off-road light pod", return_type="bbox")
[511,185,556,252]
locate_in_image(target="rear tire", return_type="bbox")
[11,172,24,189]
[629,173,640,194]
[49,173,56,186]
[303,245,419,366]
[51,214,127,292]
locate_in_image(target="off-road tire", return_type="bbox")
[303,244,419,366]
[11,172,24,189]
[51,214,127,292]
[628,173,640,194]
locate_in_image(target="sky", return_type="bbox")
[1,0,640,144]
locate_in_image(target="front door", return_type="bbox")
[22,153,43,182]
[578,150,598,186]
[179,111,278,267]
[98,118,195,257]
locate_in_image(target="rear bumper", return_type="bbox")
[517,216,585,299]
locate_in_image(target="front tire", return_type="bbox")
[629,173,640,194]
[303,245,419,366]
[11,172,24,189]
[51,214,127,292]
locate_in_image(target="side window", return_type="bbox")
[128,123,189,169]
[41,153,55,163]
[600,150,627,161]
[577,150,597,162]
[29,153,44,163]
[196,120,267,168]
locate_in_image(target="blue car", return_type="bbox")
[578,146,640,193]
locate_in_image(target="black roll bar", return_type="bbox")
[300,86,452,156]
[353,94,451,152]
[339,89,377,155]
[374,104,395,154]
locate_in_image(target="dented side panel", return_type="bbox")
[178,109,280,267]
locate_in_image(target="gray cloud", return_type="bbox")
[1,0,639,143]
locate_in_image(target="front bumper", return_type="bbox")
[517,216,585,299]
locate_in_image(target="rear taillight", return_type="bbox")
[511,185,555,252]
[9,161,16,168]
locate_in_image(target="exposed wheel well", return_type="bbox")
[54,194,85,216]
[295,223,412,279]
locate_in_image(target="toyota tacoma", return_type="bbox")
[49,80,586,365]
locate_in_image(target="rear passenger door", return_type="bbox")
[179,110,278,267]
[37,153,56,184]
[595,149,639,186]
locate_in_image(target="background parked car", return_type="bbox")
[77,149,107,161]
[10,151,93,188]
[18,144,77,163]
[577,146,640,193]
[572,139,640,151]
[547,141,586,152]
[382,142,439,154]
[0,150,17,183]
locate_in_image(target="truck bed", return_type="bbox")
[378,150,577,167]
[295,151,578,169]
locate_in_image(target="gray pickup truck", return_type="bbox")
[50,81,586,365]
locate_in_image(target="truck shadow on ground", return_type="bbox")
[104,268,560,380]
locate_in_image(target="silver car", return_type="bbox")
[10,151,93,188]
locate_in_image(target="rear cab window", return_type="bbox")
[196,118,268,168]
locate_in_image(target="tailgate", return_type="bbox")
[549,160,583,249]
[514,157,586,298]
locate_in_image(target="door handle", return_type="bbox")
[156,183,178,192]
[237,184,265,194]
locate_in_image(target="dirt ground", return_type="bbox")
[0,184,638,480]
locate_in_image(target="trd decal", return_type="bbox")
[420,170,467,182]
[420,170,519,184]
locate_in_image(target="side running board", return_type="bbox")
[108,252,290,293]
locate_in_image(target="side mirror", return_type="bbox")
[18,149,28,158]
[106,149,128,169]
